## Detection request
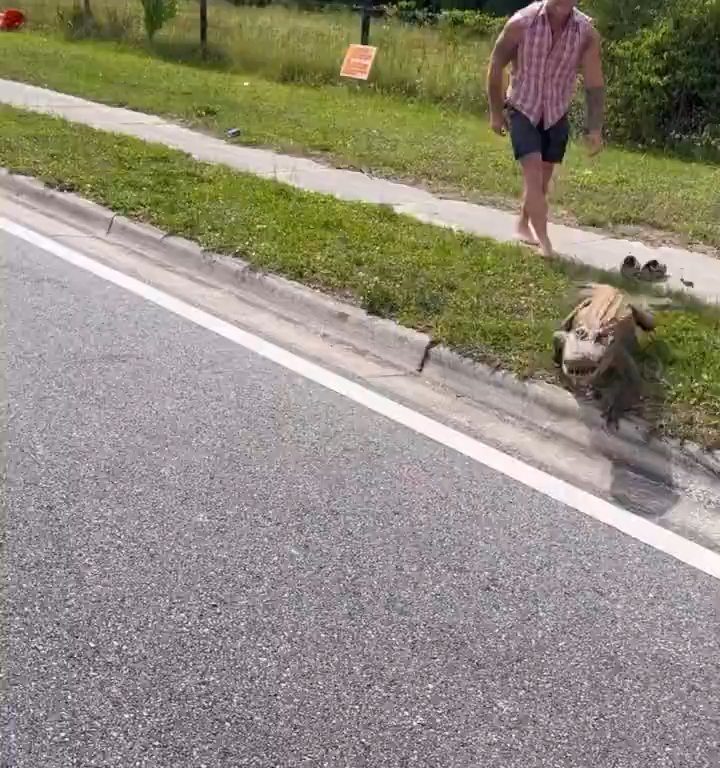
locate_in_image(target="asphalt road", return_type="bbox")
[2,230,720,768]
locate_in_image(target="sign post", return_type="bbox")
[360,0,371,45]
[352,0,385,45]
[341,1,384,81]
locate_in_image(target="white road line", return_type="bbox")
[4,215,720,581]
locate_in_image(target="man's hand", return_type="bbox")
[584,129,603,156]
[490,110,507,136]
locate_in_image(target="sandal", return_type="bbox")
[620,255,641,279]
[638,259,668,282]
[620,256,668,282]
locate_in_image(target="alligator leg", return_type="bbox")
[630,305,655,333]
[597,346,643,430]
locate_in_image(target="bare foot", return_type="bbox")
[513,221,538,246]
[537,237,554,258]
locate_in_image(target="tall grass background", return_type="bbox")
[22,0,497,111]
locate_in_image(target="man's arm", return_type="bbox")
[486,19,522,129]
[581,27,605,134]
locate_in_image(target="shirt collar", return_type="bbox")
[538,3,578,27]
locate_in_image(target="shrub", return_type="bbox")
[139,0,178,40]
[386,0,437,26]
[479,0,526,15]
[437,9,505,39]
[581,0,671,41]
[603,0,720,154]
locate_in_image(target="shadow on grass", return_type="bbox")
[149,38,235,73]
[54,8,238,74]
[148,36,345,89]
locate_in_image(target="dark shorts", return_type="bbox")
[506,106,570,164]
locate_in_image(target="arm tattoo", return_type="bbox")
[585,86,605,132]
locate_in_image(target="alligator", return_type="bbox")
[552,283,656,428]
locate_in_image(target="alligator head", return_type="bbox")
[561,325,612,385]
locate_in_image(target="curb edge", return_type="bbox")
[3,169,718,483]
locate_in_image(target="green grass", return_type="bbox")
[21,0,495,110]
[2,105,719,447]
[2,31,720,252]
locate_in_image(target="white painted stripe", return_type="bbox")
[3,215,720,581]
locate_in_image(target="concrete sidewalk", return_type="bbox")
[2,78,719,304]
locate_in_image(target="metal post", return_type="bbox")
[360,0,371,45]
[200,0,208,58]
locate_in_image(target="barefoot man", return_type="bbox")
[486,0,605,257]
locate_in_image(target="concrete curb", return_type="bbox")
[108,211,432,376]
[0,170,430,375]
[422,345,720,483]
[3,169,718,484]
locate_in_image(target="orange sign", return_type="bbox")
[340,44,377,81]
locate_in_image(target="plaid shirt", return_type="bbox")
[506,2,593,129]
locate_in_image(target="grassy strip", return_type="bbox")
[20,0,497,111]
[1,105,719,447]
[2,32,720,252]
